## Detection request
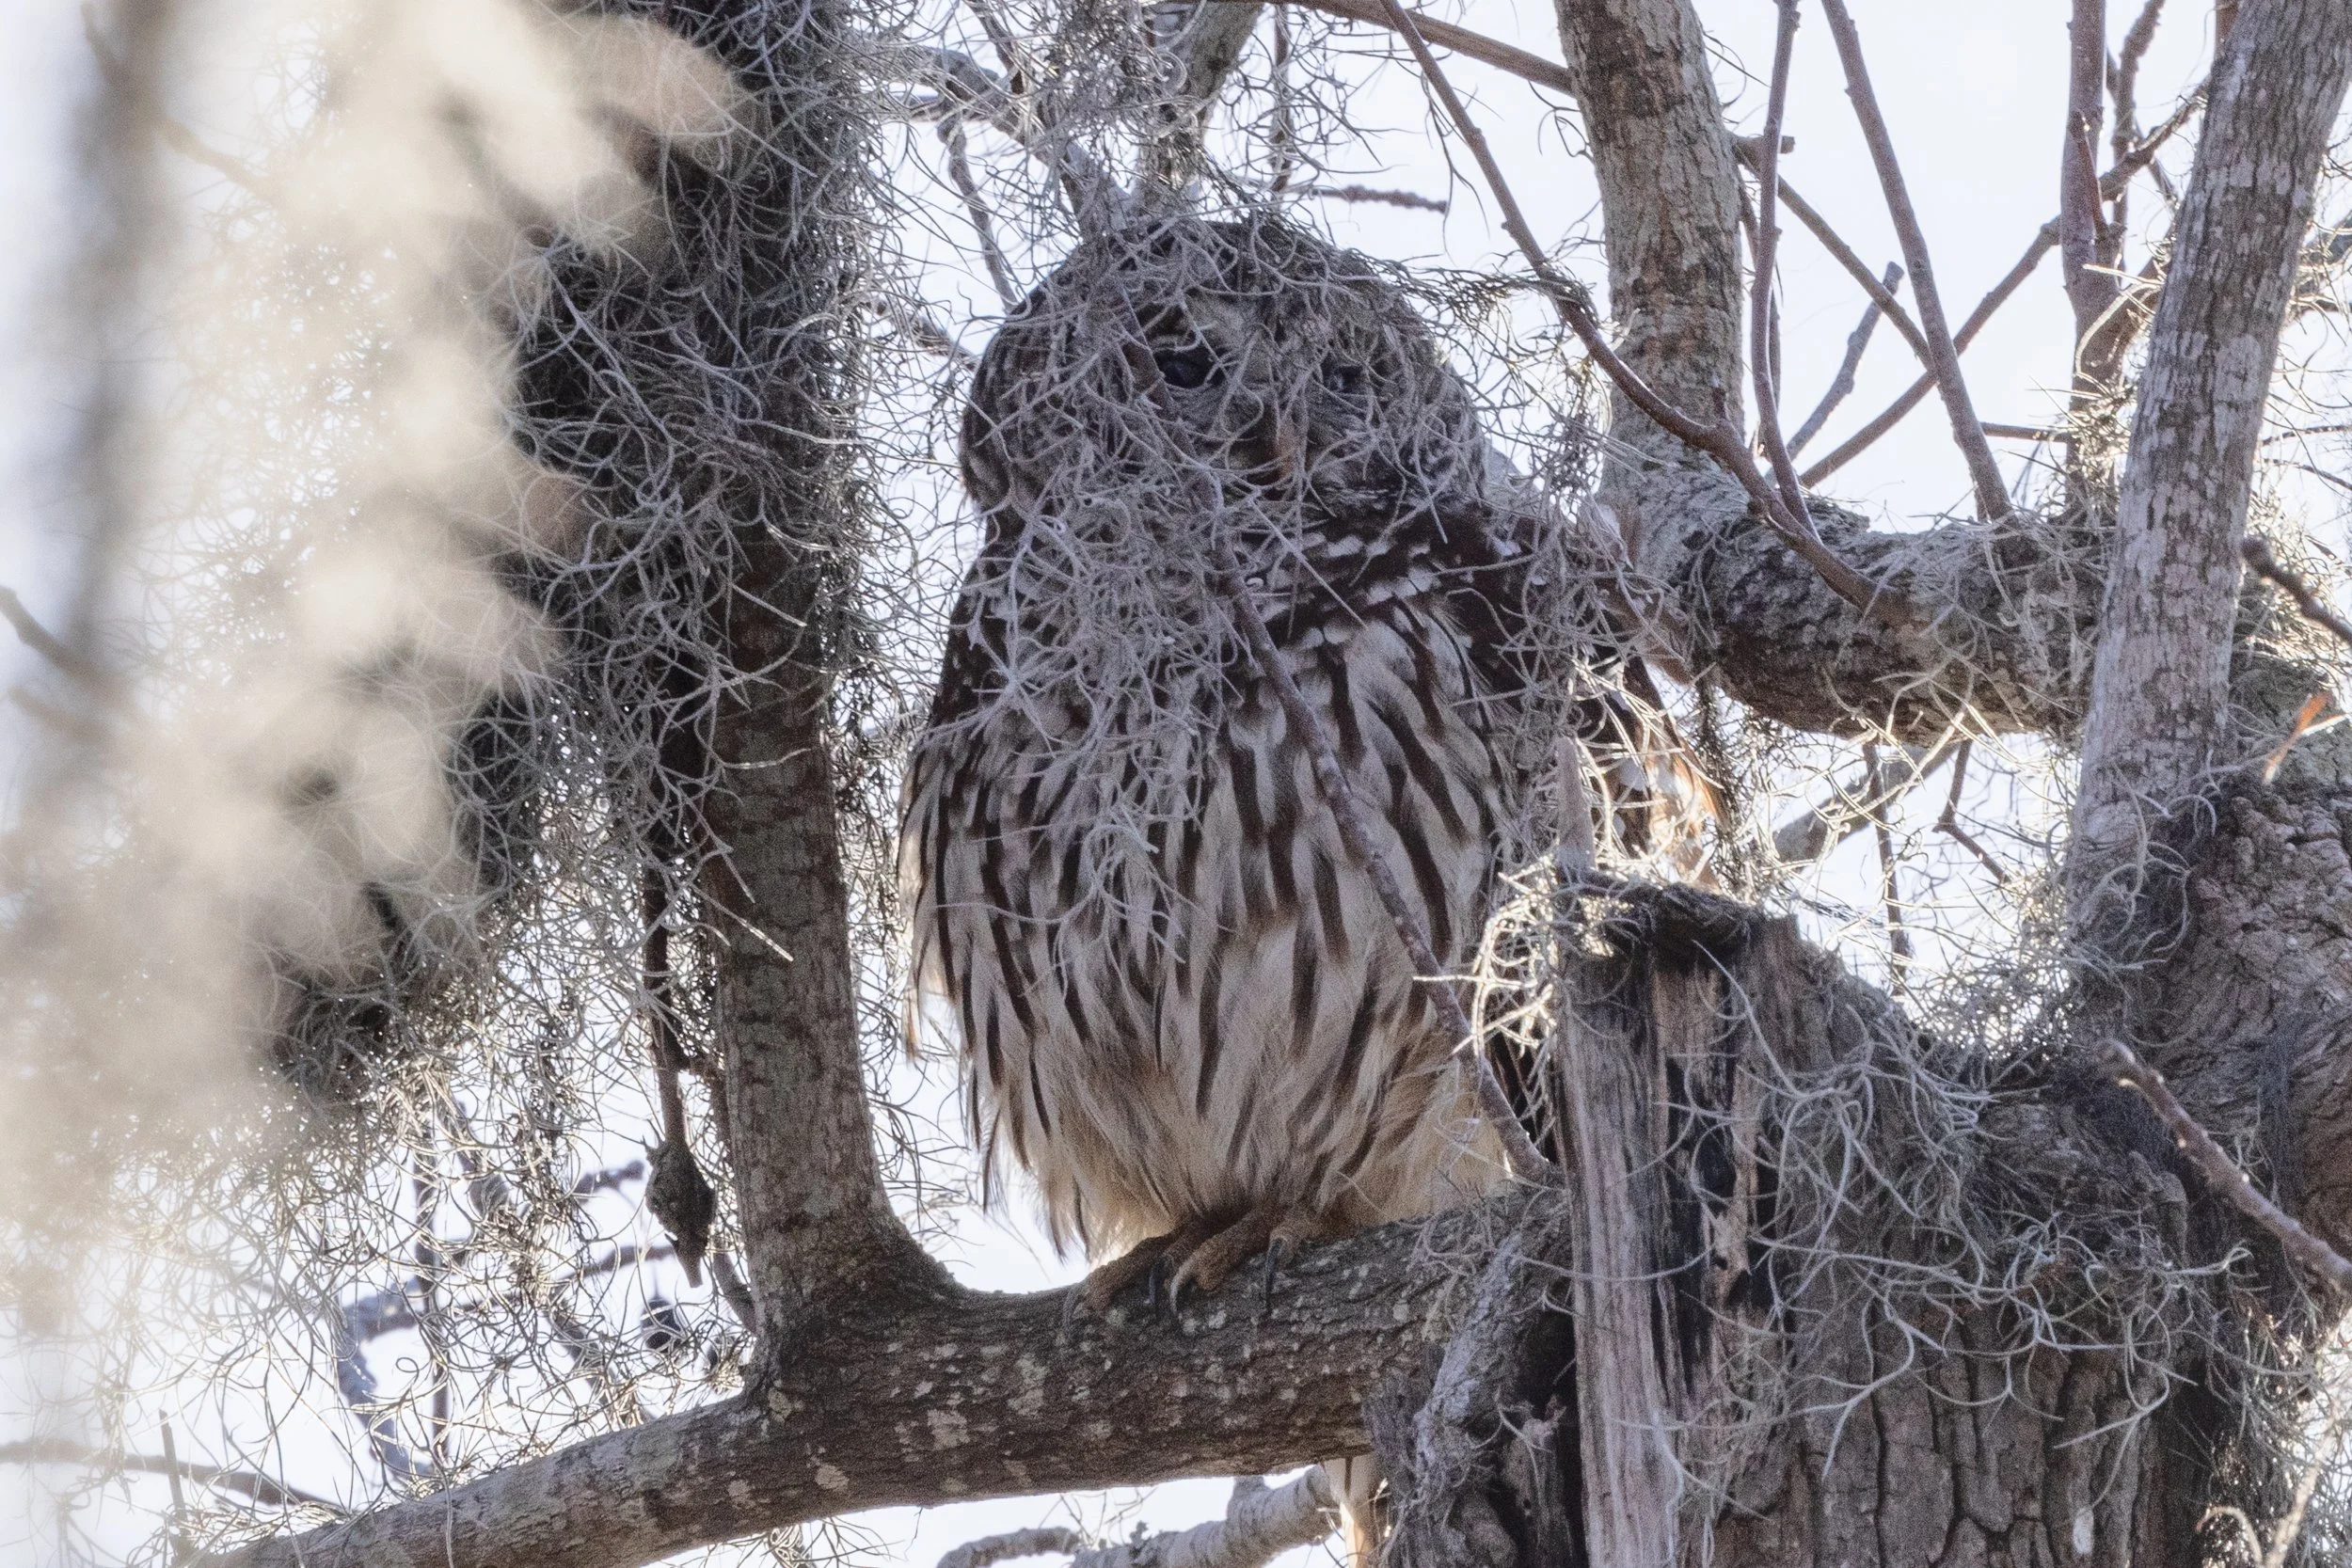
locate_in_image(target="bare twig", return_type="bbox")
[1729,145,1931,365]
[1802,225,2056,483]
[2111,0,2167,160]
[942,119,1021,308]
[2242,534,2352,653]
[0,585,97,683]
[2101,1038,2352,1296]
[0,1439,346,1514]
[1248,0,1578,97]
[1790,261,1901,454]
[1749,1,1810,526]
[1817,0,2011,520]
[1933,739,2007,882]
[1370,0,1906,627]
[1772,740,1952,865]
[1296,182,1446,213]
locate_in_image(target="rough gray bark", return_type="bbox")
[2070,0,2352,939]
[199,1200,1498,1568]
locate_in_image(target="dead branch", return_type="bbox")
[1817,0,2010,520]
[2242,535,2352,655]
[2103,1039,2352,1295]
[1372,0,1906,628]
[1788,261,1899,454]
[0,1439,345,1514]
[1250,0,1576,97]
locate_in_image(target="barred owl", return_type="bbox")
[899,212,1620,1305]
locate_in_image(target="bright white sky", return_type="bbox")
[0,1,2285,1564]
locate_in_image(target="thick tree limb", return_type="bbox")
[2070,0,2352,935]
[197,1202,1503,1568]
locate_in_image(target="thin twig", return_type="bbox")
[1370,0,1906,627]
[1731,145,1930,365]
[1817,0,2011,520]
[0,1439,346,1513]
[1790,261,1901,454]
[2111,0,2167,162]
[0,586,96,682]
[2101,1038,2352,1296]
[1749,1,1810,526]
[1772,740,1951,865]
[2242,535,2352,653]
[942,119,1021,308]
[1933,739,2007,882]
[1296,182,1446,213]
[1802,225,2055,484]
[1246,0,1578,97]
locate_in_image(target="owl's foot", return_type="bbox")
[1075,1214,1222,1312]
[1167,1201,1346,1307]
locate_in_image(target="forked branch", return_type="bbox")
[1370,0,1906,628]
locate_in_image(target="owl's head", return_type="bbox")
[961,213,1488,539]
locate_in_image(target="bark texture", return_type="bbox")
[2071,0,2352,930]
[1554,0,2094,744]
[199,1202,1497,1568]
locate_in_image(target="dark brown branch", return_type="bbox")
[1374,0,1905,628]
[2242,535,2352,654]
[1817,0,2010,520]
[2102,1039,2352,1295]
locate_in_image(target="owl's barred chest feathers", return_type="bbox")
[902,214,1525,1259]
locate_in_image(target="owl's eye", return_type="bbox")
[1153,344,1221,390]
[1322,360,1368,397]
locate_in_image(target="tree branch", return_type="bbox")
[198,1201,1505,1568]
[1816,0,2010,520]
[2070,0,2352,929]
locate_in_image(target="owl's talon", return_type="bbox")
[1262,1238,1289,1310]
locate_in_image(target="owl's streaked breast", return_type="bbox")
[903,559,1516,1255]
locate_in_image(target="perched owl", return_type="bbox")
[903,212,1547,1294]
